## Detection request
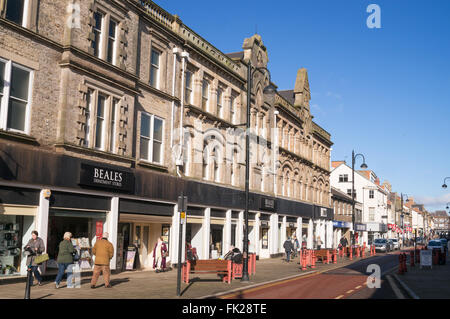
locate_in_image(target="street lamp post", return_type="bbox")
[242,61,277,282]
[351,151,367,247]
[400,193,409,249]
[442,177,450,189]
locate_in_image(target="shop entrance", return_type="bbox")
[210,224,223,259]
[133,224,150,269]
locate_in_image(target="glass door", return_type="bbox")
[133,224,151,269]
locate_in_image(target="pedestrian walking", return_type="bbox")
[316,236,323,250]
[283,238,294,262]
[292,235,300,258]
[153,236,168,273]
[55,232,76,288]
[91,232,114,288]
[24,231,45,286]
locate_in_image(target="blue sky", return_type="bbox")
[156,0,450,213]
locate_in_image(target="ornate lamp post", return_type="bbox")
[400,193,409,249]
[442,177,450,189]
[241,61,277,282]
[351,151,367,246]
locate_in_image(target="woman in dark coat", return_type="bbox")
[24,231,46,286]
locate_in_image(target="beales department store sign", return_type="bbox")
[79,163,135,193]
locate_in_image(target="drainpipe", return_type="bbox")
[273,110,279,195]
[170,47,180,149]
[176,51,189,172]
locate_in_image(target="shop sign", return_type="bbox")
[260,221,270,227]
[260,197,276,211]
[355,223,366,231]
[320,208,328,217]
[79,163,134,192]
[333,221,352,228]
[289,223,295,228]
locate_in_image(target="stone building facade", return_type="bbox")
[0,0,333,276]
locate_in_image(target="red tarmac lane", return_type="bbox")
[221,249,410,299]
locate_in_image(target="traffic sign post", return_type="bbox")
[176,194,187,297]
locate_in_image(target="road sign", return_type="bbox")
[420,250,432,269]
[180,212,186,224]
[178,196,187,212]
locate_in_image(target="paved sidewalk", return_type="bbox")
[394,253,450,299]
[0,252,378,299]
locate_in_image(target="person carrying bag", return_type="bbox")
[24,231,46,286]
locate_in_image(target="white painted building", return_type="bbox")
[331,162,388,245]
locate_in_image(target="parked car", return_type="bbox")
[439,238,448,251]
[389,238,399,250]
[373,239,391,253]
[427,240,444,253]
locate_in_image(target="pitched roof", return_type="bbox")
[278,90,295,105]
[225,51,244,60]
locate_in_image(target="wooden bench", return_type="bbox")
[182,260,232,284]
[315,249,331,264]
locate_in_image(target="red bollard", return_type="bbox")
[362,246,366,258]
[311,250,316,269]
[398,254,404,275]
[302,250,307,271]
[410,251,415,267]
[403,253,408,272]
[333,249,337,264]
[349,246,353,260]
[356,246,360,258]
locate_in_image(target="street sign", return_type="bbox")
[178,196,188,212]
[180,212,186,224]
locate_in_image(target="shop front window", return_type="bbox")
[261,227,269,250]
[0,215,24,277]
[210,224,223,259]
[47,211,106,272]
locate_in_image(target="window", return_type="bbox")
[84,89,94,147]
[0,59,32,133]
[216,88,223,118]
[109,98,119,152]
[369,207,375,222]
[185,71,192,104]
[202,80,209,111]
[339,174,348,182]
[107,19,117,64]
[95,94,106,149]
[150,49,160,88]
[140,113,164,165]
[4,0,26,26]
[369,190,375,199]
[91,12,103,58]
[229,95,236,124]
[347,189,356,199]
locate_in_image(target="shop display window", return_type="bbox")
[47,214,105,270]
[261,227,269,249]
[0,215,24,276]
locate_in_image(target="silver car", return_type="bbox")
[374,238,391,253]
[389,238,399,250]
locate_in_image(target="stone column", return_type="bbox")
[169,204,186,265]
[108,197,119,270]
[296,217,302,245]
[237,211,244,251]
[308,219,314,249]
[224,210,232,253]
[269,213,278,255]
[255,213,260,256]
[203,208,211,259]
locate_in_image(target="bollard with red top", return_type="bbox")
[403,253,408,272]
[301,250,307,271]
[311,250,316,269]
[362,244,366,258]
[398,253,404,275]
[333,249,337,264]
[349,246,353,260]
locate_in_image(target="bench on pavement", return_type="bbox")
[182,259,232,284]
[315,249,332,264]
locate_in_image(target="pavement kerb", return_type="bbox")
[199,253,381,299]
[392,274,420,299]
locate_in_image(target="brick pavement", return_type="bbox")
[0,252,379,299]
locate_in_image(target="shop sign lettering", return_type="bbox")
[80,163,134,192]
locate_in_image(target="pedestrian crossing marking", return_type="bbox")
[346,290,354,294]
[335,295,344,299]
[355,286,362,289]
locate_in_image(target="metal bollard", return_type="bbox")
[410,251,415,267]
